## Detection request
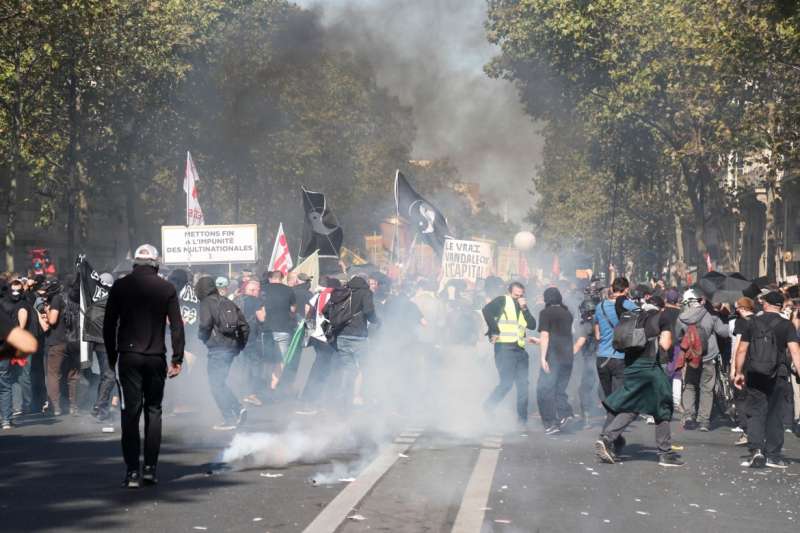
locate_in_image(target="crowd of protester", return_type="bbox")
[1,248,799,478]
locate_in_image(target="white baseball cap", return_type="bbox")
[133,244,160,266]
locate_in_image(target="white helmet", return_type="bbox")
[133,244,160,266]
[682,288,702,306]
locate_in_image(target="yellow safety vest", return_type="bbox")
[497,295,527,348]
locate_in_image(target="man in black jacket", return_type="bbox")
[196,276,249,430]
[103,244,184,488]
[330,275,378,411]
[84,272,115,421]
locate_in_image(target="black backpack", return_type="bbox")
[214,297,249,347]
[612,308,650,353]
[746,315,783,378]
[322,286,358,342]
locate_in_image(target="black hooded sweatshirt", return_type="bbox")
[103,265,185,367]
[196,276,249,352]
[339,276,378,338]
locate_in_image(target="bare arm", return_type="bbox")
[733,340,749,389]
[573,336,586,355]
[17,307,28,329]
[659,330,672,352]
[4,327,38,356]
[540,331,550,373]
[37,312,49,332]
[256,306,266,323]
[46,306,59,326]
[788,342,800,379]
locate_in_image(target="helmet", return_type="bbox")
[133,244,159,266]
[579,298,597,320]
[215,276,229,289]
[682,288,702,306]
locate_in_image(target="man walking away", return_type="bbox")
[103,244,184,488]
[262,271,296,389]
[324,275,378,412]
[733,291,800,468]
[482,282,537,427]
[730,297,755,445]
[676,289,730,431]
[595,298,684,467]
[196,276,249,430]
[240,280,266,407]
[536,287,575,434]
[593,277,636,448]
[84,273,116,421]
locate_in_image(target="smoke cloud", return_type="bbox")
[297,0,543,221]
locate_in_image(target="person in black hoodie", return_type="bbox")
[103,245,184,488]
[84,273,115,421]
[330,275,378,410]
[196,275,249,430]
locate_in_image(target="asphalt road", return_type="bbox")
[3,401,800,533]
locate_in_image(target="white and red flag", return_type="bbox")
[269,223,293,275]
[184,151,205,226]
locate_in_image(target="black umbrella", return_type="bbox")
[699,272,759,304]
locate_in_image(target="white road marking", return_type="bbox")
[303,431,419,533]
[451,434,503,533]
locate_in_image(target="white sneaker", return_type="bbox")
[212,423,236,431]
[731,426,744,433]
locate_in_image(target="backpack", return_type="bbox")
[214,296,249,349]
[677,323,704,369]
[612,309,649,353]
[746,315,783,378]
[322,286,358,342]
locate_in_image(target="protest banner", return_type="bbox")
[161,224,258,264]
[441,238,493,282]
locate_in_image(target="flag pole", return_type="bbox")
[186,152,190,227]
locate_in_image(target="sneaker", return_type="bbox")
[683,420,697,431]
[766,457,789,469]
[658,452,685,467]
[142,465,158,485]
[243,395,263,406]
[69,407,79,417]
[2,420,12,430]
[595,438,616,464]
[11,409,23,418]
[122,471,141,489]
[644,416,656,425]
[212,422,236,431]
[236,407,248,427]
[730,426,744,433]
[748,449,766,468]
[734,435,748,447]
[544,425,561,436]
[698,425,710,433]
[559,415,575,426]
[613,435,627,456]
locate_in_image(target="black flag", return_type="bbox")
[394,170,449,253]
[300,187,343,260]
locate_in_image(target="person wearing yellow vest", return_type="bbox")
[482,282,537,425]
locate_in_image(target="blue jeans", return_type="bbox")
[332,335,365,410]
[207,349,240,422]
[272,331,291,363]
[0,359,23,422]
[484,343,530,423]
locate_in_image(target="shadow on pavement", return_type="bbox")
[0,432,238,531]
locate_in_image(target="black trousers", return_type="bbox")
[597,357,625,427]
[536,359,574,427]
[484,343,529,423]
[118,352,167,471]
[745,374,791,457]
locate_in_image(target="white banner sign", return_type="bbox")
[441,238,493,282]
[161,224,258,264]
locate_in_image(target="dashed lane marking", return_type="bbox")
[451,434,503,533]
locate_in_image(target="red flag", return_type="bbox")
[184,151,205,226]
[268,223,293,275]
